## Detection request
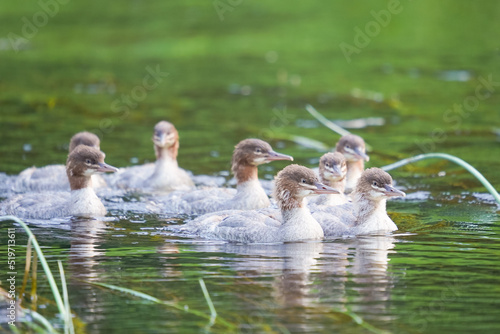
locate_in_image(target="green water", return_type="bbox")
[1,0,500,333]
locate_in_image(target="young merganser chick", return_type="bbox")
[157,138,293,214]
[10,131,107,193]
[171,165,339,243]
[335,134,369,193]
[311,168,405,236]
[308,152,348,206]
[68,131,101,152]
[106,121,194,192]
[0,146,118,219]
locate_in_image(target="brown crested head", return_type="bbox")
[273,164,339,210]
[152,121,180,159]
[69,131,100,153]
[231,138,293,173]
[335,134,369,162]
[153,121,179,148]
[319,152,347,182]
[66,146,118,189]
[355,167,405,200]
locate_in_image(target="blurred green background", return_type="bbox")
[1,2,500,333]
[1,0,499,189]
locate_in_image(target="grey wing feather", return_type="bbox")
[0,192,69,219]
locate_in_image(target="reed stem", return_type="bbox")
[0,216,68,321]
[381,153,500,204]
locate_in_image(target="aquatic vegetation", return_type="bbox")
[1,1,499,333]
[1,216,74,333]
[381,153,500,204]
[306,104,500,204]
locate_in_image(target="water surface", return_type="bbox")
[1,0,499,333]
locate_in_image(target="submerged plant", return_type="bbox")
[1,216,75,334]
[89,279,237,331]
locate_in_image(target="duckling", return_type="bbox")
[68,131,101,152]
[106,121,194,192]
[10,132,107,193]
[308,152,348,206]
[335,134,369,193]
[170,164,339,243]
[311,168,405,236]
[0,146,118,219]
[156,138,293,214]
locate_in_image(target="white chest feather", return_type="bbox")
[345,160,364,192]
[352,198,397,234]
[147,157,194,191]
[228,179,271,210]
[68,188,106,217]
[281,207,324,241]
[345,169,362,192]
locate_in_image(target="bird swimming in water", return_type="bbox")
[155,138,293,214]
[0,146,118,219]
[170,164,339,243]
[335,134,369,193]
[8,131,107,193]
[311,168,405,237]
[308,152,348,206]
[105,121,194,192]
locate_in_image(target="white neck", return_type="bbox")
[345,160,364,192]
[149,156,176,181]
[318,177,347,205]
[147,156,192,191]
[351,193,397,233]
[68,188,106,217]
[154,155,178,173]
[280,203,324,241]
[229,179,270,210]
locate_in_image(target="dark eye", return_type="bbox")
[255,148,262,153]
[86,159,92,164]
[345,145,350,149]
[373,181,378,186]
[301,179,307,183]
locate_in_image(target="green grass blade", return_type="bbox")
[31,250,38,306]
[27,309,60,334]
[260,132,329,151]
[19,236,32,305]
[0,216,67,319]
[58,260,74,334]
[286,134,330,151]
[305,104,351,137]
[91,282,165,304]
[305,104,373,151]
[199,278,216,318]
[381,153,500,204]
[332,307,391,334]
[90,281,236,329]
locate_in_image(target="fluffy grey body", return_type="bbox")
[0,146,117,219]
[154,138,293,214]
[170,165,338,243]
[311,168,405,237]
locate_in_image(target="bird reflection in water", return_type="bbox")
[68,218,110,327]
[186,234,396,332]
